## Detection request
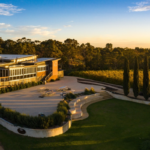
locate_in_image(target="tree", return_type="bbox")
[133,56,139,98]
[143,56,149,100]
[123,57,130,96]
[106,43,113,51]
[0,45,3,54]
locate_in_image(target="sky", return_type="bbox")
[0,0,150,48]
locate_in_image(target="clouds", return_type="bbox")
[0,24,62,37]
[64,25,72,28]
[129,1,150,12]
[0,3,24,16]
[0,23,11,28]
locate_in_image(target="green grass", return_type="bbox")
[1,99,150,150]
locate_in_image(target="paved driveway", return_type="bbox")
[0,76,104,116]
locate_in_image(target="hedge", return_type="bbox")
[0,81,43,94]
[0,100,70,129]
[84,87,96,95]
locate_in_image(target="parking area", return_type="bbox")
[0,76,104,116]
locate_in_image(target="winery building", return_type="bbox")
[0,54,63,88]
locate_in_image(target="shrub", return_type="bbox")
[11,86,14,91]
[34,82,38,86]
[90,87,95,94]
[52,112,66,126]
[9,86,13,92]
[1,88,6,93]
[58,101,70,110]
[64,92,77,100]
[51,79,54,82]
[48,116,54,127]
[22,84,26,89]
[56,78,60,81]
[38,81,42,85]
[57,106,68,115]
[84,88,90,95]
[31,81,36,86]
[15,85,19,90]
[13,85,17,91]
[18,84,22,89]
[5,87,9,93]
[28,82,32,87]
[38,117,50,129]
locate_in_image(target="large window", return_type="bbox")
[24,67,36,75]
[10,67,36,77]
[0,69,9,77]
[37,65,49,72]
[9,67,36,81]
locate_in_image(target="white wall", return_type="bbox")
[0,118,72,138]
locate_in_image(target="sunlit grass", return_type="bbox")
[0,99,150,150]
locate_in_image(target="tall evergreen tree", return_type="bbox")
[123,57,130,96]
[133,56,139,98]
[143,56,149,100]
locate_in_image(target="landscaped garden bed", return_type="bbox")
[0,81,43,94]
[0,100,70,129]
[64,87,96,102]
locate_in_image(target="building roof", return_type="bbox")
[36,58,56,62]
[0,54,35,60]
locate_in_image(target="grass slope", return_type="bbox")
[0,99,150,150]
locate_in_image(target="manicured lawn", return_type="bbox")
[1,99,150,150]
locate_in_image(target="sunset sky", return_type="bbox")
[0,0,150,48]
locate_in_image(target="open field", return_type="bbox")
[70,70,150,88]
[0,99,150,150]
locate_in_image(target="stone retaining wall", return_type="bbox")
[0,117,72,138]
[69,93,103,119]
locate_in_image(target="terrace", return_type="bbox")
[0,76,104,116]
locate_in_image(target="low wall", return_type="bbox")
[69,93,102,119]
[106,91,150,105]
[0,118,72,138]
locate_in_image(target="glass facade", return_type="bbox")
[9,67,36,81]
[37,65,49,72]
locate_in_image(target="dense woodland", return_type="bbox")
[0,37,150,70]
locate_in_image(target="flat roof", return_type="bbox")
[37,58,55,62]
[0,54,35,60]
[35,58,60,63]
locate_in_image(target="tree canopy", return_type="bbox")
[0,37,150,71]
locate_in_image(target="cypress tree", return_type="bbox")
[143,56,149,100]
[123,57,130,96]
[133,56,139,98]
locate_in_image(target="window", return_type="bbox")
[37,65,49,72]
